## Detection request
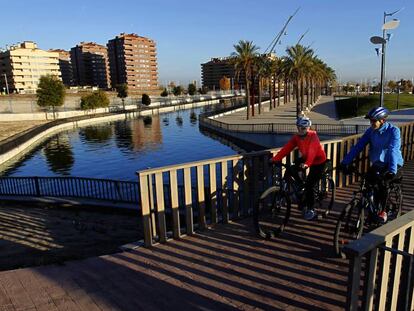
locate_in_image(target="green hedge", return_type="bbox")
[335,94,414,119]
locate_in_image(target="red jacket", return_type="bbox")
[271,130,326,166]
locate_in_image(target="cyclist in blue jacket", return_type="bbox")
[341,107,403,223]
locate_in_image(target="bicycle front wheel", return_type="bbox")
[316,176,335,217]
[334,199,364,258]
[387,184,403,221]
[254,187,291,239]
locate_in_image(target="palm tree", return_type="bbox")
[284,44,314,117]
[232,40,259,120]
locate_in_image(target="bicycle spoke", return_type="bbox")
[334,200,364,258]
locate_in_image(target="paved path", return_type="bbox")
[0,160,412,310]
[214,95,414,126]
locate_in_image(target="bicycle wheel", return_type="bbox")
[316,176,335,217]
[334,199,364,258]
[254,187,291,239]
[386,184,403,221]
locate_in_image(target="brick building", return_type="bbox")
[49,49,73,86]
[107,33,158,95]
[70,42,110,89]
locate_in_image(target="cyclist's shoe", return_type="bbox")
[377,211,388,224]
[304,209,317,221]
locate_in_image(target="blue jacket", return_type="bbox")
[342,122,404,173]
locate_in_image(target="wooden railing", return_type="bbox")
[344,211,414,311]
[137,121,414,309]
[0,176,139,205]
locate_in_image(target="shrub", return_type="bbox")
[160,89,168,97]
[142,93,151,106]
[80,90,110,110]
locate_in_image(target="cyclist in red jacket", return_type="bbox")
[270,116,327,220]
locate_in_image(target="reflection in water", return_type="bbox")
[190,111,197,125]
[79,125,113,144]
[43,135,74,175]
[143,116,152,126]
[2,103,246,180]
[131,115,162,151]
[175,116,183,127]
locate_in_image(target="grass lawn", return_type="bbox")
[335,93,414,119]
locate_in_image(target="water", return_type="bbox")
[1,107,245,181]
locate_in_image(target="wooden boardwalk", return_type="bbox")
[0,161,413,310]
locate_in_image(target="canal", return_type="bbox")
[1,105,255,181]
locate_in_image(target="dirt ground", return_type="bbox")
[0,201,142,271]
[0,121,48,143]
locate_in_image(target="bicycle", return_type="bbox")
[333,166,403,258]
[254,161,335,239]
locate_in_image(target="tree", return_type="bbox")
[80,91,109,110]
[116,84,128,110]
[142,93,151,106]
[160,88,168,97]
[173,86,183,96]
[387,80,397,92]
[198,86,208,94]
[284,44,314,117]
[188,83,196,95]
[219,76,231,91]
[36,75,65,119]
[232,40,259,120]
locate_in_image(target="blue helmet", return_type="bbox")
[296,116,312,127]
[365,107,389,120]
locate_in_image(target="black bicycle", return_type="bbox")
[333,166,403,258]
[254,161,335,239]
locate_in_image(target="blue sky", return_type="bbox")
[1,0,412,86]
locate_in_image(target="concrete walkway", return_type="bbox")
[214,96,340,125]
[214,95,414,126]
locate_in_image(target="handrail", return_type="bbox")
[0,176,139,206]
[344,210,414,311]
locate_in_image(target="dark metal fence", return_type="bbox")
[0,176,139,205]
[200,114,370,136]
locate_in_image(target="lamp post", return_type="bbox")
[355,83,360,117]
[371,10,401,107]
[3,73,9,95]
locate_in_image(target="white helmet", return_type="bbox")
[296,116,312,127]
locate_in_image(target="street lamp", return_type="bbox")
[370,10,401,107]
[355,83,360,117]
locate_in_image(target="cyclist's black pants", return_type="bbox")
[292,159,326,210]
[366,164,402,212]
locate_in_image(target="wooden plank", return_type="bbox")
[155,172,167,243]
[169,170,180,239]
[184,167,193,235]
[197,165,206,229]
[252,156,260,214]
[363,248,379,311]
[148,174,156,238]
[389,232,405,311]
[209,163,217,224]
[338,140,346,188]
[221,161,229,224]
[409,124,414,160]
[332,142,338,184]
[347,255,362,311]
[139,173,153,247]
[377,238,393,311]
[242,159,250,216]
[408,224,414,311]
[232,159,240,219]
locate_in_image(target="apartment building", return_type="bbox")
[49,49,73,86]
[70,42,110,89]
[0,41,61,94]
[107,33,158,94]
[201,57,240,91]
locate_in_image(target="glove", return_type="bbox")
[383,171,395,180]
[338,163,350,173]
